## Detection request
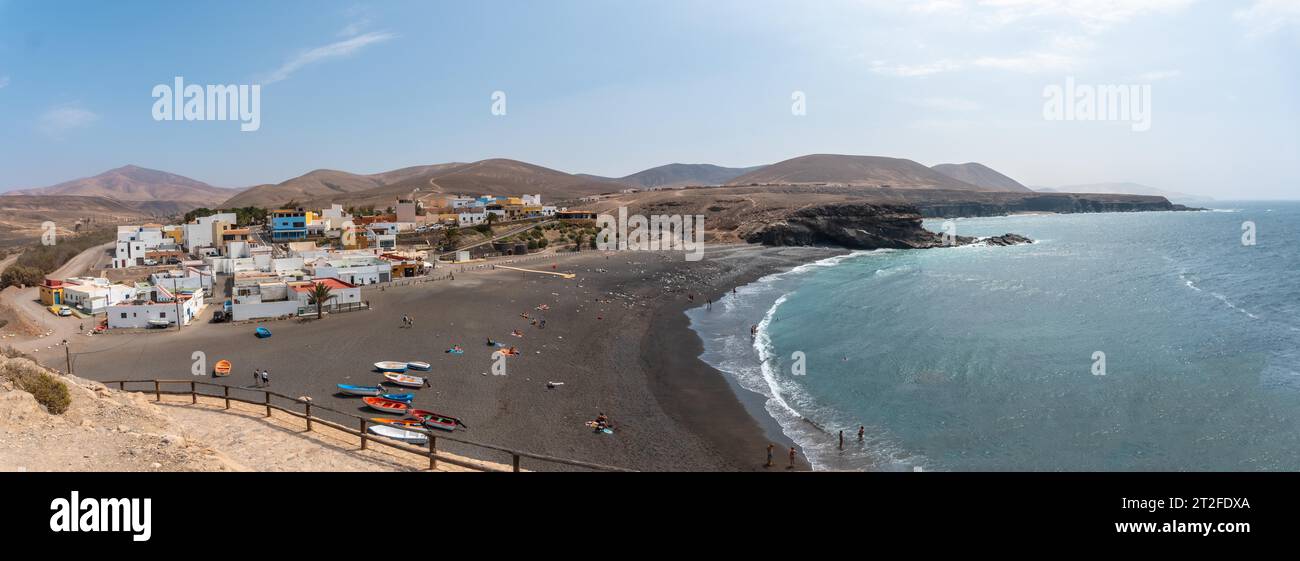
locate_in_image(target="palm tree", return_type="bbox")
[308,283,335,319]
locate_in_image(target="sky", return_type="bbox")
[0,0,1297,199]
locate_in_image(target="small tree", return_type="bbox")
[309,283,335,319]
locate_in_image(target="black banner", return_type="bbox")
[2,472,1282,549]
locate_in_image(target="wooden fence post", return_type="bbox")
[119,381,125,391]
[359,418,368,450]
[512,454,521,473]
[154,380,160,402]
[428,436,437,470]
[191,381,197,404]
[223,385,230,409]
[305,402,313,431]
[264,392,271,417]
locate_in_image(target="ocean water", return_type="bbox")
[687,202,1300,471]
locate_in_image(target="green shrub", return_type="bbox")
[1,357,71,414]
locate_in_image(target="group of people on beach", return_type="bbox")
[251,368,270,387]
[400,314,416,328]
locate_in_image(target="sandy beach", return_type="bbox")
[39,245,841,471]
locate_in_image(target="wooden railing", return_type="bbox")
[103,379,634,473]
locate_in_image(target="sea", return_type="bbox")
[686,201,1300,471]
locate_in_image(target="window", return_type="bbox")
[160,312,167,318]
[120,313,127,319]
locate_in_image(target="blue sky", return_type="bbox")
[0,0,1296,198]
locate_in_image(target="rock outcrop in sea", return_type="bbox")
[741,203,1033,250]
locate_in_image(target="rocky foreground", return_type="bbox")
[0,353,485,472]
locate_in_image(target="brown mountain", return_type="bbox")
[9,165,242,206]
[588,163,768,189]
[930,162,1032,192]
[224,158,623,209]
[0,195,190,247]
[725,154,997,191]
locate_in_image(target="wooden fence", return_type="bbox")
[103,379,634,473]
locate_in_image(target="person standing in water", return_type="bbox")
[788,447,797,469]
[766,444,775,467]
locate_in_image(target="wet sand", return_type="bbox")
[51,245,839,471]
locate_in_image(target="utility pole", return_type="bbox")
[62,339,72,375]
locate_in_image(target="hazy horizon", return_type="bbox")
[1,0,1296,199]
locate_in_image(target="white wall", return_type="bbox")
[231,300,300,321]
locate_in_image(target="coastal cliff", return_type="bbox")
[740,203,1031,250]
[910,192,1196,218]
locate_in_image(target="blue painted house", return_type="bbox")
[270,209,308,242]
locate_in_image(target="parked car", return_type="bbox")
[47,305,72,317]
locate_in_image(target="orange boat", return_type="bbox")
[363,396,410,414]
[213,360,232,377]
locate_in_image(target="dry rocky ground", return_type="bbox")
[0,354,497,472]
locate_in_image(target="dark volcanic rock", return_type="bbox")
[981,233,1034,246]
[741,203,1033,250]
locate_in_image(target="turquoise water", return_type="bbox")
[687,202,1300,471]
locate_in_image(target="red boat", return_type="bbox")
[362,396,410,414]
[407,409,464,432]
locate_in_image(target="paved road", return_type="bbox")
[1,241,115,358]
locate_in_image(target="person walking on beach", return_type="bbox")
[401,314,410,328]
[750,324,758,338]
[858,426,865,442]
[706,298,712,310]
[766,444,774,468]
[252,369,260,387]
[260,369,270,387]
[788,446,797,469]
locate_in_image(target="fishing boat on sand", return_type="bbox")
[374,361,408,373]
[362,397,410,414]
[368,424,428,445]
[255,327,272,338]
[380,393,414,403]
[407,361,432,371]
[370,418,427,431]
[383,372,425,387]
[409,409,464,431]
[147,319,170,328]
[213,360,232,377]
[337,384,383,396]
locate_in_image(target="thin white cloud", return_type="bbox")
[0,75,9,89]
[910,96,982,111]
[971,51,1078,72]
[37,105,98,138]
[869,59,961,76]
[1234,0,1300,37]
[1139,69,1181,81]
[264,30,398,84]
[975,0,1196,32]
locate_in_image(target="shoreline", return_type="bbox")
[639,245,847,471]
[40,245,843,471]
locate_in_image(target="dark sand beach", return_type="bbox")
[49,245,840,471]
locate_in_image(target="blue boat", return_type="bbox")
[255,327,272,338]
[337,384,383,396]
[380,393,415,403]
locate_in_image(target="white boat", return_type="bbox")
[147,319,170,328]
[383,372,425,388]
[368,424,429,445]
[374,361,408,373]
[407,361,432,371]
